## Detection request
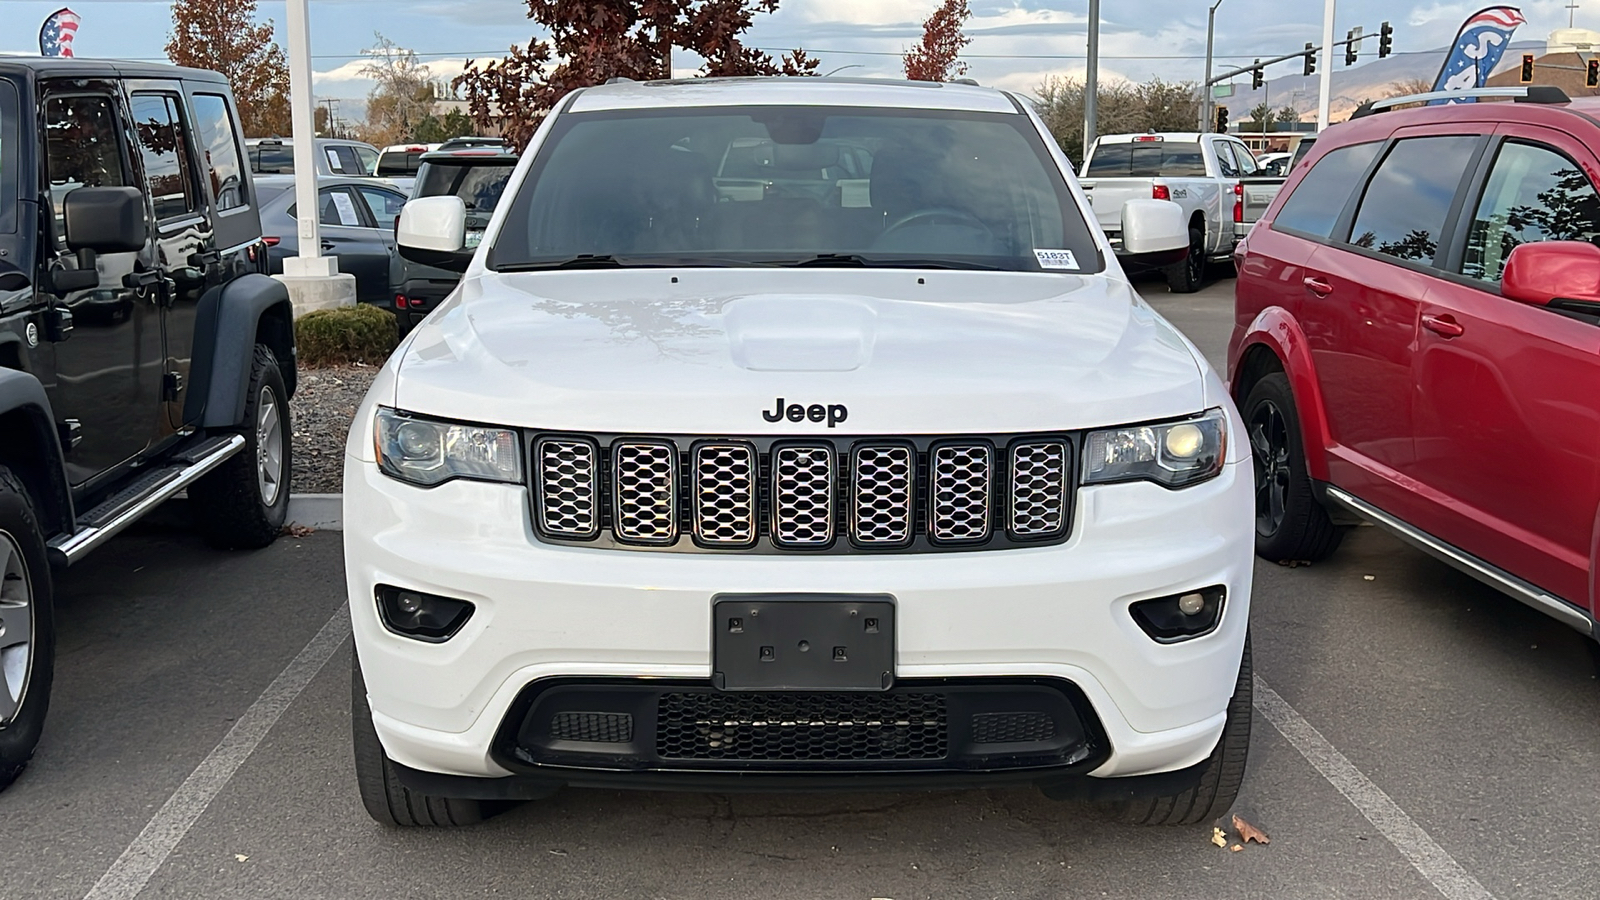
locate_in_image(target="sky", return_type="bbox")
[0,0,1594,116]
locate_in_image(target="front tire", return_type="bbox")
[1104,634,1252,826]
[1165,226,1205,293]
[190,344,291,550]
[352,653,493,827]
[0,466,55,792]
[1242,372,1342,563]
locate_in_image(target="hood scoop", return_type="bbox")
[724,295,879,372]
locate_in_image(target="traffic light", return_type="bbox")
[1251,62,1263,90]
[1304,43,1316,77]
[1345,30,1358,66]
[1215,106,1229,133]
[1520,53,1535,83]
[1378,21,1393,59]
[1588,58,1598,88]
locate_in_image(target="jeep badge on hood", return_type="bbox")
[763,398,849,428]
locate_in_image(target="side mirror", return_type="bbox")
[63,186,148,254]
[1501,241,1600,307]
[398,196,471,273]
[1120,198,1189,268]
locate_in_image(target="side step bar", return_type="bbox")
[47,433,246,567]
[1324,486,1597,639]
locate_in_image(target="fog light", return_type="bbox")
[1130,586,1226,643]
[376,584,474,642]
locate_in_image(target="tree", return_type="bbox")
[904,0,971,82]
[1274,105,1301,127]
[1380,77,1436,111]
[1244,101,1274,131]
[166,0,290,137]
[357,34,442,146]
[453,1,817,150]
[1033,75,1202,165]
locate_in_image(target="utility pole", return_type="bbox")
[1318,0,1336,130]
[1202,0,1225,131]
[1084,0,1099,161]
[285,0,325,271]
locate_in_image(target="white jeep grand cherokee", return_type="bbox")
[344,77,1254,828]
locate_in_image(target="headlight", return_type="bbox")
[374,407,523,487]
[1082,408,1227,488]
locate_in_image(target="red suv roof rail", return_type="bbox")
[1351,85,1570,119]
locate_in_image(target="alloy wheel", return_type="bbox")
[256,386,285,507]
[1249,399,1292,538]
[0,531,34,724]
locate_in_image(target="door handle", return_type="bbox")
[1303,276,1333,297]
[320,241,337,251]
[1421,313,1465,338]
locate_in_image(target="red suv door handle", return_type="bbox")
[1303,276,1333,297]
[1421,313,1465,338]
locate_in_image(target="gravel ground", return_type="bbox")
[290,364,379,494]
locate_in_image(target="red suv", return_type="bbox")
[1229,87,1599,641]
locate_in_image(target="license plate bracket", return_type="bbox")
[712,594,895,692]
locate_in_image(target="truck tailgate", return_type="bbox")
[1078,178,1154,232]
[1238,176,1284,226]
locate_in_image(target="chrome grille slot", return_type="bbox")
[1009,441,1068,539]
[693,443,756,546]
[772,445,835,546]
[535,438,599,538]
[612,441,679,544]
[929,443,992,543]
[851,444,914,546]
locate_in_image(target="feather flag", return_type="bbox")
[39,8,81,58]
[1429,7,1527,104]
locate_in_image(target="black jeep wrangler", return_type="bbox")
[0,59,295,788]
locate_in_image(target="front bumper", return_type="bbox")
[345,455,1254,786]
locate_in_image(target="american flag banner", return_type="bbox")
[39,7,81,58]
[1428,6,1527,104]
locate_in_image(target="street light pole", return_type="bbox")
[1203,0,1224,131]
[284,0,333,277]
[1084,0,1099,161]
[1317,0,1336,130]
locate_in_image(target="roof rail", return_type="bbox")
[1351,85,1570,119]
[951,77,979,86]
[604,76,635,85]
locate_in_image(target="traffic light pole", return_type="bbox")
[1202,0,1224,133]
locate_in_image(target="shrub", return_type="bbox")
[295,305,399,367]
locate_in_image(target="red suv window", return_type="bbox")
[1460,141,1600,283]
[1273,142,1381,238]
[1346,136,1479,264]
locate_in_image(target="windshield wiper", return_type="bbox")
[785,254,1003,271]
[496,254,626,272]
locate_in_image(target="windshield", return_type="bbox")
[489,106,1100,272]
[414,160,515,212]
[354,145,379,175]
[250,144,293,174]
[1085,141,1207,178]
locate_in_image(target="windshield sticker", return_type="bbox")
[1034,249,1080,270]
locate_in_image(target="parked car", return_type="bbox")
[246,137,379,176]
[374,143,441,194]
[259,177,409,306]
[389,147,518,333]
[0,58,295,789]
[1230,85,1599,644]
[348,77,1252,828]
[1080,132,1264,292]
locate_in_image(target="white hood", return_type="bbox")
[391,269,1206,435]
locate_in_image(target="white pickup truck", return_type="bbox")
[1080,132,1265,292]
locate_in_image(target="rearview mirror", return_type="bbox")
[398,196,471,273]
[1120,199,1189,268]
[63,186,148,254]
[1501,241,1600,307]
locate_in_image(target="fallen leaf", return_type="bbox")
[1232,814,1270,845]
[234,854,249,862]
[547,848,568,856]
[1230,844,1243,853]
[1211,827,1227,848]
[281,523,315,538]
[1363,574,1375,581]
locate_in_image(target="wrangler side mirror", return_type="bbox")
[63,186,149,254]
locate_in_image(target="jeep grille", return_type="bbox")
[530,433,1076,553]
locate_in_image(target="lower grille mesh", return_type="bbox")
[970,711,1057,744]
[550,711,634,743]
[656,691,948,762]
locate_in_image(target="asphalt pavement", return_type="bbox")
[3,276,1598,900]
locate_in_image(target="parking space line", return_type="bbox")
[80,609,351,900]
[1253,675,1496,900]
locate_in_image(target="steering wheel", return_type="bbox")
[882,206,990,236]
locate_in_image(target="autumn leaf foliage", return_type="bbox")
[453,0,817,150]
[904,0,972,82]
[166,0,290,137]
